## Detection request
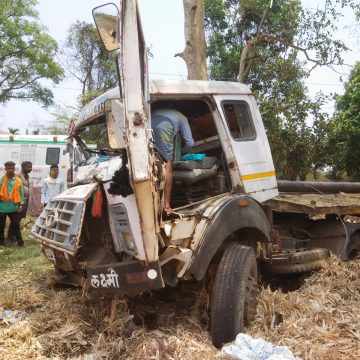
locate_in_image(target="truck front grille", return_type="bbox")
[31,199,85,252]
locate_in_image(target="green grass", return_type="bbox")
[0,217,52,278]
[0,238,52,277]
[0,237,53,311]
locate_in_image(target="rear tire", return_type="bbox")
[261,259,327,275]
[210,243,258,348]
[261,248,329,275]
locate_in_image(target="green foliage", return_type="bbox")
[0,0,64,106]
[46,105,75,134]
[61,21,118,96]
[81,121,109,149]
[8,127,20,135]
[204,0,352,179]
[80,90,104,107]
[27,103,74,135]
[35,22,118,135]
[328,62,360,180]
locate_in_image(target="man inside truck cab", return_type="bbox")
[151,108,194,215]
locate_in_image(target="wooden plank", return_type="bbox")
[270,193,360,216]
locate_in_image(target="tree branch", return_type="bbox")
[238,34,277,82]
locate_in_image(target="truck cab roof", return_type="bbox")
[74,79,253,132]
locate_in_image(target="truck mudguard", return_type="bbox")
[191,196,272,280]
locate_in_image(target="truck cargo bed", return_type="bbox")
[269,193,360,217]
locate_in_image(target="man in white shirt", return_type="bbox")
[41,164,65,207]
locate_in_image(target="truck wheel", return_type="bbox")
[210,243,258,348]
[261,248,329,275]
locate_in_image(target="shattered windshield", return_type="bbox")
[81,120,110,149]
[75,117,120,161]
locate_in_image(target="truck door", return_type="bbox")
[214,95,278,203]
[93,1,158,264]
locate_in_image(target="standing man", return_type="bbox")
[7,161,32,242]
[151,108,194,215]
[0,161,24,246]
[18,161,33,217]
[41,164,65,207]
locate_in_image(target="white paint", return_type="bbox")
[74,156,123,183]
[164,223,172,237]
[90,268,120,288]
[159,246,193,278]
[103,184,147,262]
[214,95,278,203]
[169,218,197,245]
[54,183,98,201]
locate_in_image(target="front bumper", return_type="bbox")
[86,260,164,293]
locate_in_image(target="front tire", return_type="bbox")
[210,243,258,348]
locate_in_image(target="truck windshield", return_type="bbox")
[77,118,116,157]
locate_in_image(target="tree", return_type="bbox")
[176,0,208,80]
[0,0,64,107]
[328,62,360,180]
[37,21,120,135]
[45,106,75,135]
[8,127,20,135]
[203,0,353,179]
[61,21,118,101]
[205,0,353,83]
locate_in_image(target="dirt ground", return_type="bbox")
[1,232,360,359]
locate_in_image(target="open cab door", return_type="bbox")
[93,1,158,263]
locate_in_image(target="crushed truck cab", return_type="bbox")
[31,80,277,293]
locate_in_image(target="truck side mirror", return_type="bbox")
[92,3,120,52]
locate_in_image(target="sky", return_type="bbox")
[0,0,358,133]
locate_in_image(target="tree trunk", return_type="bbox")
[177,0,207,80]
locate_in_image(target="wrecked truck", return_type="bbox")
[30,0,360,348]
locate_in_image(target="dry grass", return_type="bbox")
[1,249,360,359]
[249,257,360,360]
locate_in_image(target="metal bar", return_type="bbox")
[36,224,69,237]
[57,219,72,226]
[56,209,76,215]
[277,180,360,194]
